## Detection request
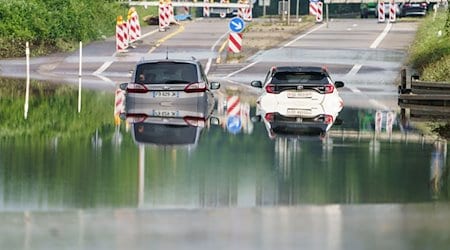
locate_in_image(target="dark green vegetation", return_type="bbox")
[0,0,157,58]
[0,78,114,138]
[409,9,450,82]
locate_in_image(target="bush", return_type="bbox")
[0,0,131,58]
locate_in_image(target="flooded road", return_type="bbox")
[0,79,449,249]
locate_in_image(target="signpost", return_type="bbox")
[229,17,245,33]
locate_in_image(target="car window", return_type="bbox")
[272,72,329,84]
[135,62,198,84]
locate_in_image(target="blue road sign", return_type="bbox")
[229,17,245,33]
[227,115,242,134]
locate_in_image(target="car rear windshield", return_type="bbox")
[272,72,329,85]
[135,62,198,84]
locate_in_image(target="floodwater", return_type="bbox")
[0,79,449,249]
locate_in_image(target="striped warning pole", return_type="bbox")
[316,2,323,23]
[228,32,243,53]
[375,111,383,133]
[238,0,244,18]
[388,0,396,23]
[116,16,127,52]
[378,1,385,23]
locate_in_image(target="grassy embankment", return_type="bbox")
[408,8,450,82]
[0,0,157,58]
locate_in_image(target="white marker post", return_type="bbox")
[78,41,82,113]
[24,42,30,119]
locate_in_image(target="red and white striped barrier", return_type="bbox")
[203,0,210,17]
[375,111,383,133]
[309,2,318,16]
[228,32,242,53]
[243,5,252,21]
[116,16,128,52]
[386,111,395,134]
[159,1,168,31]
[227,96,241,117]
[128,11,141,43]
[316,2,323,23]
[114,89,126,125]
[389,1,396,23]
[378,1,385,22]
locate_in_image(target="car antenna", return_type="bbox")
[165,47,169,60]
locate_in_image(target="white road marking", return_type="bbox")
[370,22,392,49]
[347,64,362,77]
[283,23,326,48]
[224,24,323,79]
[205,31,229,75]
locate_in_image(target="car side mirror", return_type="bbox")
[209,116,221,126]
[119,83,128,90]
[251,115,261,123]
[210,81,221,90]
[251,80,263,88]
[334,118,343,126]
[334,81,345,88]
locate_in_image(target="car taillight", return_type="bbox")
[421,3,427,7]
[404,3,410,7]
[184,116,205,127]
[324,115,334,124]
[265,84,276,94]
[184,82,206,93]
[264,113,275,122]
[127,83,148,93]
[324,84,334,94]
[125,113,148,123]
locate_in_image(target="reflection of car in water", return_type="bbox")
[120,58,220,146]
[251,66,344,139]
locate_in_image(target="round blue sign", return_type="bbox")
[229,17,245,33]
[227,115,242,134]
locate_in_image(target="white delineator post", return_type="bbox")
[78,41,82,113]
[378,1,385,23]
[24,42,30,119]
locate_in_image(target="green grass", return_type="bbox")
[408,9,450,82]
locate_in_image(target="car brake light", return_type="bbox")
[265,84,276,94]
[264,113,275,122]
[184,82,206,93]
[421,3,426,7]
[324,84,334,94]
[183,116,205,127]
[404,3,410,7]
[127,83,148,93]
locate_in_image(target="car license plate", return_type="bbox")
[153,110,179,117]
[412,3,420,7]
[287,108,312,116]
[286,91,311,98]
[153,91,178,98]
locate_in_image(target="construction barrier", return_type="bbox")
[316,2,323,23]
[378,1,385,22]
[128,7,141,43]
[389,1,396,23]
[116,16,128,52]
[228,32,242,53]
[159,1,168,31]
[114,89,126,125]
[203,0,210,17]
[309,2,318,16]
